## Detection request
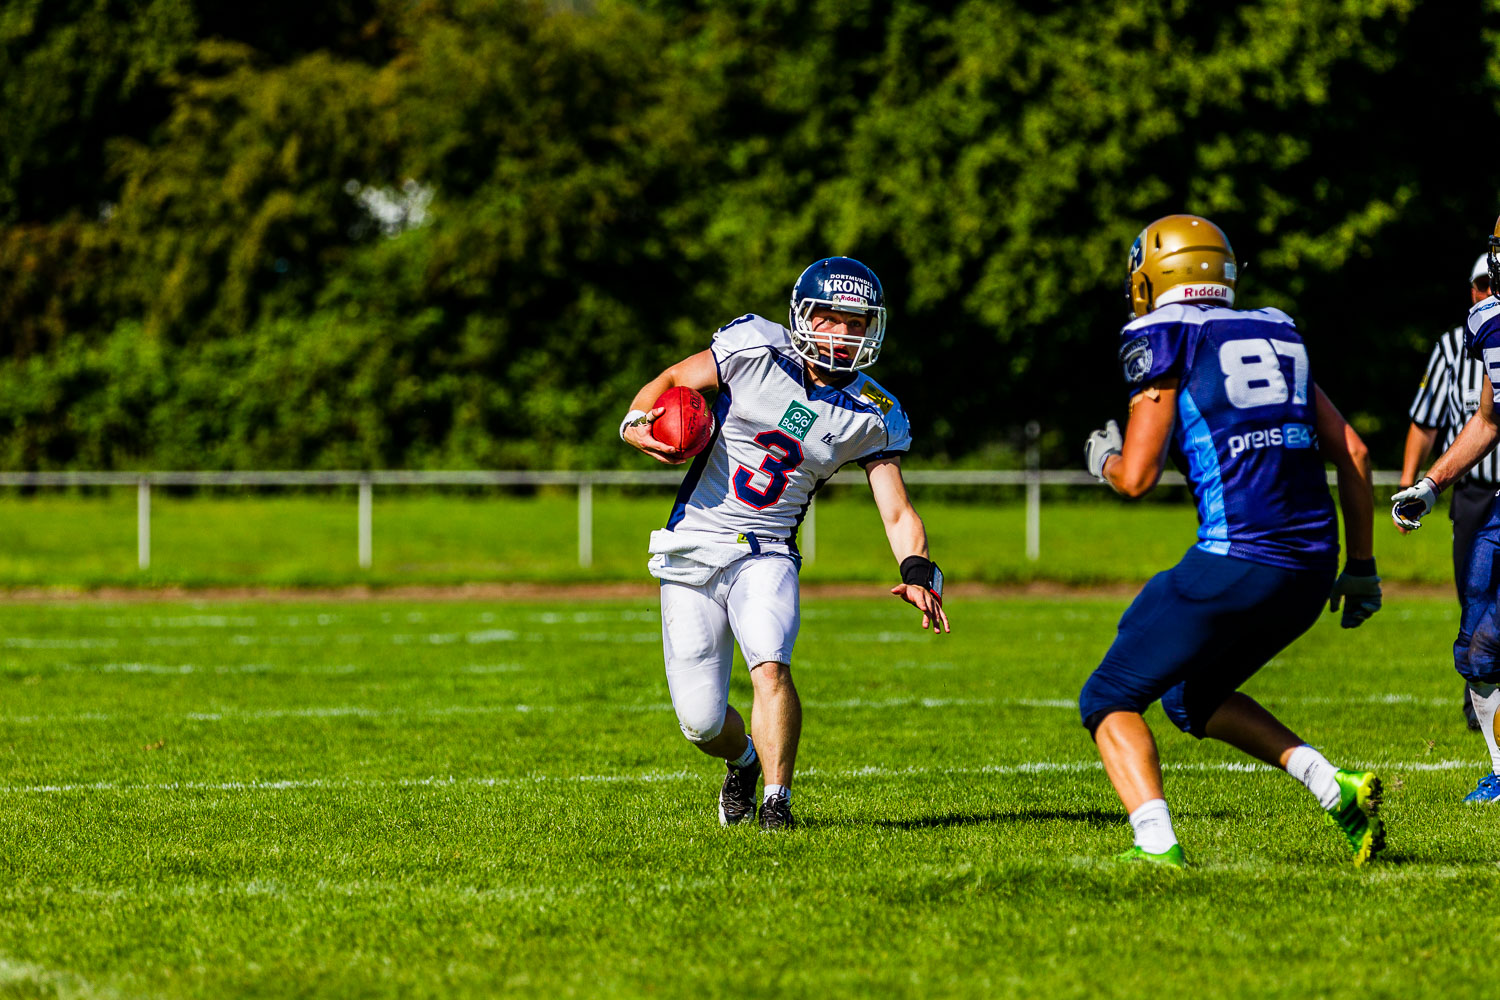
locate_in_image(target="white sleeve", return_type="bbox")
[709,315,790,384]
[858,401,911,465]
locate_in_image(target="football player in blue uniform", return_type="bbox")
[1392,214,1500,803]
[1080,215,1384,867]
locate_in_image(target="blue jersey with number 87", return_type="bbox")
[1117,303,1337,570]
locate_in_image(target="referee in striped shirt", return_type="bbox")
[1402,253,1497,730]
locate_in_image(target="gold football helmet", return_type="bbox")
[1487,215,1500,293]
[1126,215,1238,318]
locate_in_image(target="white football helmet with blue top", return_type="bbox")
[788,257,887,372]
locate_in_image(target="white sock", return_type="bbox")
[730,737,757,770]
[1285,744,1342,811]
[763,783,790,803]
[1128,798,1177,854]
[1469,682,1500,774]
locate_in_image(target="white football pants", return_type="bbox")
[659,553,801,743]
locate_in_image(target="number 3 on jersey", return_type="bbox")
[1219,338,1308,409]
[733,430,805,509]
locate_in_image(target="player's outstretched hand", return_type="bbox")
[1328,560,1382,629]
[1391,478,1438,530]
[890,583,950,634]
[622,407,687,465]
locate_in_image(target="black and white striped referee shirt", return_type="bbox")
[1409,324,1500,485]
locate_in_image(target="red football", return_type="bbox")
[651,386,713,457]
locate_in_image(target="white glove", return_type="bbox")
[1391,477,1439,530]
[1085,420,1123,482]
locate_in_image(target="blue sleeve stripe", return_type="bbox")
[1177,387,1230,554]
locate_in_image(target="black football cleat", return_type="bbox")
[758,790,795,831]
[719,759,760,826]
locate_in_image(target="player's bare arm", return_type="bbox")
[1399,423,1439,489]
[1426,373,1500,492]
[1314,387,1374,561]
[866,456,949,634]
[622,350,719,465]
[1315,386,1381,628]
[1394,373,1500,529]
[1089,377,1178,499]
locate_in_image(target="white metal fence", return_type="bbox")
[0,468,1406,571]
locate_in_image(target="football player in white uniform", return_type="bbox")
[620,257,949,830]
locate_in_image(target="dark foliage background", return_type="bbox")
[1,0,1493,470]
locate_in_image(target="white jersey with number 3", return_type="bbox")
[657,314,910,557]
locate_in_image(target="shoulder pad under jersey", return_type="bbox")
[1466,296,1500,361]
[710,314,792,356]
[848,371,911,454]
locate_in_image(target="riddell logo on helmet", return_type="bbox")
[1182,285,1230,300]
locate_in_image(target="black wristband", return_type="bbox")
[900,555,943,597]
[1344,557,1377,577]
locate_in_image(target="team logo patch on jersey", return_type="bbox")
[860,384,895,414]
[778,401,818,441]
[1120,337,1154,384]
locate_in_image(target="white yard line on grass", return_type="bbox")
[0,957,130,1000]
[5,630,668,649]
[0,692,1461,726]
[0,759,1476,795]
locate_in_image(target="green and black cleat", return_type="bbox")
[1324,769,1384,865]
[1116,844,1187,869]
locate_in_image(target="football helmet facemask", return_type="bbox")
[1487,215,1500,294]
[788,257,887,372]
[1126,215,1237,318]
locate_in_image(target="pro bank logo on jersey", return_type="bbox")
[778,401,818,441]
[1227,423,1316,458]
[1120,337,1154,384]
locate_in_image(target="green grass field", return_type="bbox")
[0,592,1493,998]
[0,489,1461,587]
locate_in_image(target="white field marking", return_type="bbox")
[102,614,258,628]
[0,771,698,795]
[8,628,678,651]
[78,662,273,676]
[527,610,658,625]
[0,957,126,1000]
[0,691,1464,726]
[1059,857,1482,880]
[466,629,520,643]
[812,696,999,710]
[0,759,1477,796]
[182,706,383,722]
[1277,694,1455,708]
[14,874,727,908]
[1,637,119,649]
[37,662,363,678]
